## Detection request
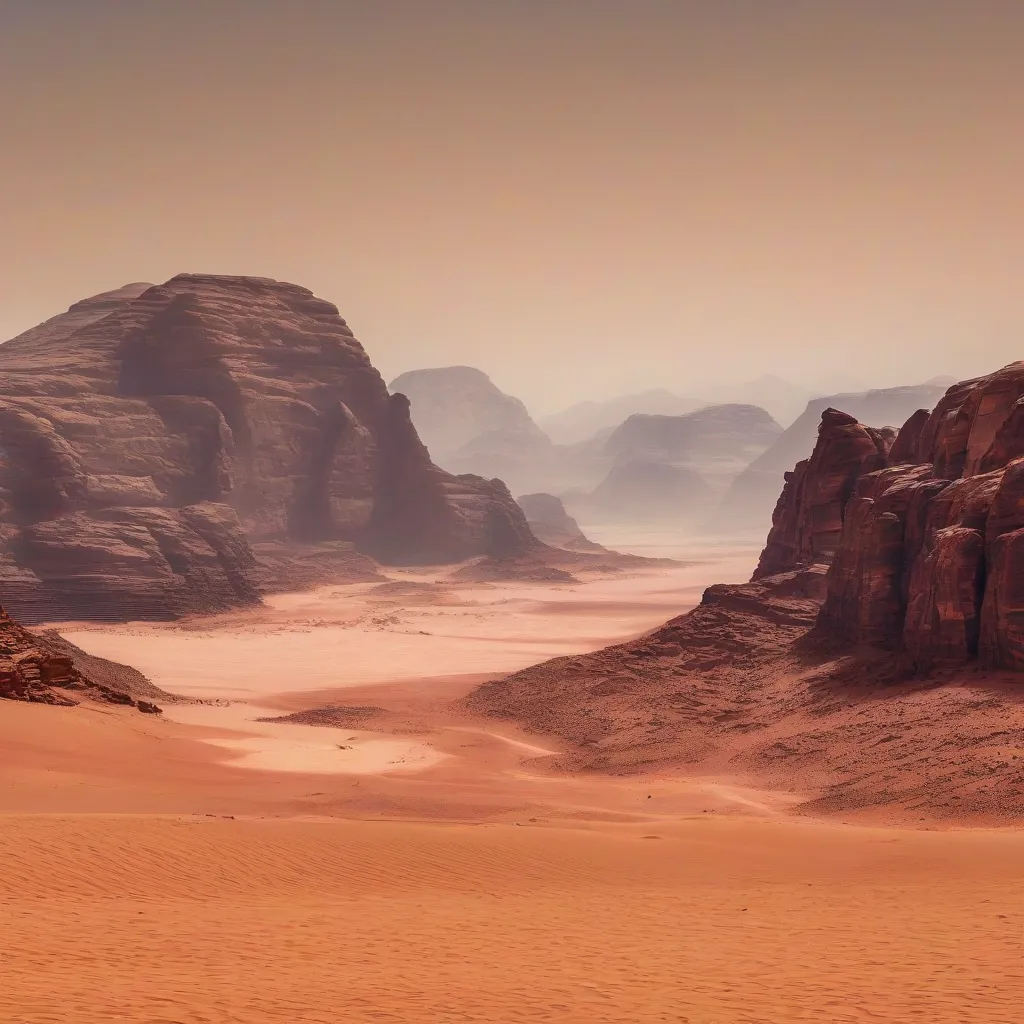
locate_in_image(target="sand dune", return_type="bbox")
[3,814,1023,1023]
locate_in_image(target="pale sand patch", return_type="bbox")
[55,547,758,702]
[162,700,445,775]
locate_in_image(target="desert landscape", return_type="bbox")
[5,4,1024,1023]
[5,529,1024,1023]
[3,297,1024,1021]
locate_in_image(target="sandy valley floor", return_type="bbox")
[2,533,1023,1022]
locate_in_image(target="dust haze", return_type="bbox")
[4,4,1024,1023]
[2,1,1023,414]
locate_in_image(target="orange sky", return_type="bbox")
[1,1,1022,413]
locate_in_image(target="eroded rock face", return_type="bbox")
[716,382,951,536]
[754,361,1024,671]
[0,275,537,620]
[0,605,159,709]
[752,409,892,579]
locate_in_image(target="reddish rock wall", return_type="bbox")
[752,362,1024,671]
[0,275,538,620]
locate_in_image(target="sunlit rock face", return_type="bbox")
[752,363,1024,671]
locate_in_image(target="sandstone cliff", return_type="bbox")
[716,383,950,535]
[466,363,1024,823]
[0,276,539,621]
[754,362,1024,671]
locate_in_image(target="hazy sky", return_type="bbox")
[1,1,1022,414]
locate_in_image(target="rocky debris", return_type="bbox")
[716,382,950,535]
[451,556,579,584]
[0,276,540,620]
[35,630,177,703]
[751,362,1024,672]
[256,705,385,727]
[465,558,1024,823]
[0,606,161,710]
[465,568,824,763]
[515,492,604,551]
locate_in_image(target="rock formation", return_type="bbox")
[0,276,539,621]
[466,363,1024,823]
[0,605,162,710]
[388,366,545,457]
[752,409,894,578]
[388,366,555,494]
[752,362,1024,671]
[516,493,603,551]
[603,404,782,468]
[716,382,951,536]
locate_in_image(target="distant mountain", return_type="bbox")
[389,366,555,494]
[389,366,546,457]
[585,460,713,521]
[604,404,782,466]
[714,382,952,535]
[558,404,780,525]
[516,492,604,551]
[539,390,702,445]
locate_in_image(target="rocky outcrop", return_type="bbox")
[0,606,162,710]
[753,362,1024,672]
[389,366,545,459]
[0,276,539,620]
[516,492,603,551]
[753,409,893,579]
[716,383,951,535]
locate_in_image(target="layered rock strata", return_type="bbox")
[0,606,161,710]
[0,276,539,620]
[753,362,1024,671]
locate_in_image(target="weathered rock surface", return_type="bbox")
[753,362,1024,671]
[716,383,951,535]
[0,605,162,709]
[753,409,893,579]
[465,365,1024,825]
[0,276,539,620]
